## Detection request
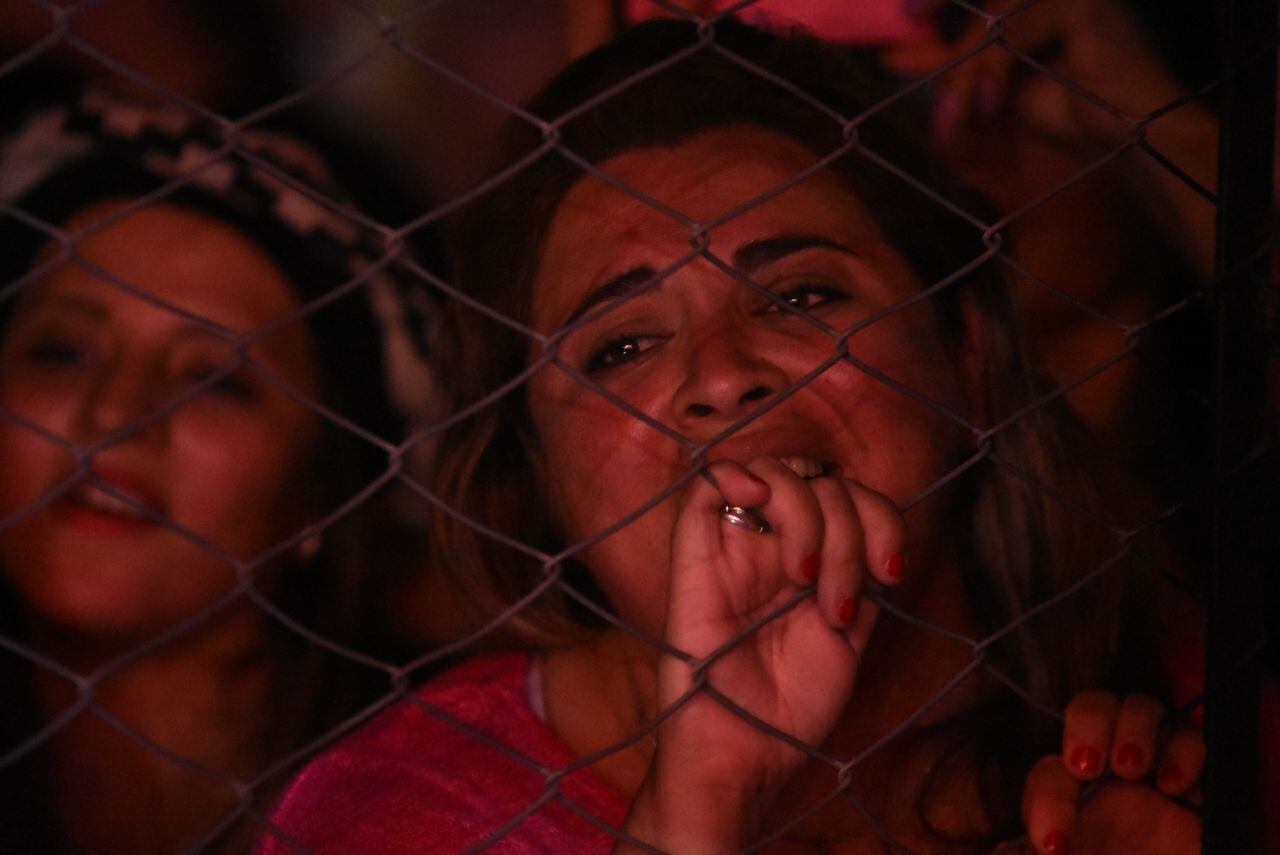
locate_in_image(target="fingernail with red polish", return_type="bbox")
[1069,745,1102,777]
[885,552,905,581]
[1115,742,1145,770]
[802,554,820,581]
[1043,830,1070,855]
[1159,762,1184,790]
[838,597,857,624]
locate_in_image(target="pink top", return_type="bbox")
[262,643,1277,852]
[257,653,627,854]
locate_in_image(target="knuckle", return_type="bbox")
[840,476,866,492]
[846,479,900,513]
[1066,688,1118,717]
[807,475,845,504]
[708,458,747,478]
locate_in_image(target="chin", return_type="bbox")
[6,558,215,645]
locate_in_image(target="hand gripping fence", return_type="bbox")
[0,1,1275,853]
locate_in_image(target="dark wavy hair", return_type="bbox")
[428,19,1161,848]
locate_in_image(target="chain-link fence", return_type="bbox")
[0,0,1275,852]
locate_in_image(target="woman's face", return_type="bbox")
[527,127,980,634]
[0,201,323,641]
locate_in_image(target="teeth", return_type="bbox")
[779,456,831,480]
[75,485,149,518]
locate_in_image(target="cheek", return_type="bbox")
[534,379,683,531]
[531,385,682,637]
[844,307,969,413]
[0,375,79,436]
[0,426,49,507]
[169,404,319,552]
[821,332,970,500]
[0,389,78,515]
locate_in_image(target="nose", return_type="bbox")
[670,322,789,429]
[74,360,166,447]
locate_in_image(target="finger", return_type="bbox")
[843,481,906,586]
[677,459,772,565]
[933,16,1031,134]
[1062,690,1119,780]
[926,6,1013,137]
[746,458,824,586]
[932,61,974,140]
[969,35,1019,119]
[843,593,880,661]
[1156,724,1206,798]
[1109,694,1165,780]
[886,0,1031,109]
[806,476,864,629]
[1022,755,1079,855]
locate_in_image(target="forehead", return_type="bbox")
[556,126,866,231]
[29,199,301,333]
[533,127,889,323]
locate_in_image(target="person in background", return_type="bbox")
[0,85,442,853]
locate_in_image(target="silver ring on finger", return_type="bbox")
[719,504,771,535]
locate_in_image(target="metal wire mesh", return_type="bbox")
[0,0,1273,852]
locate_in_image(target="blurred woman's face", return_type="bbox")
[526,127,979,634]
[0,201,323,642]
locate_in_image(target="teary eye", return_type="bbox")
[23,335,88,369]
[767,283,848,312]
[585,335,657,373]
[181,363,257,401]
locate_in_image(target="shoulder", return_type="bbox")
[257,652,624,854]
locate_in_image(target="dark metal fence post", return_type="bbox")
[1206,0,1277,852]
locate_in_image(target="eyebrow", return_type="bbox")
[564,267,658,326]
[563,233,859,326]
[730,233,859,273]
[20,293,246,347]
[18,293,109,323]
